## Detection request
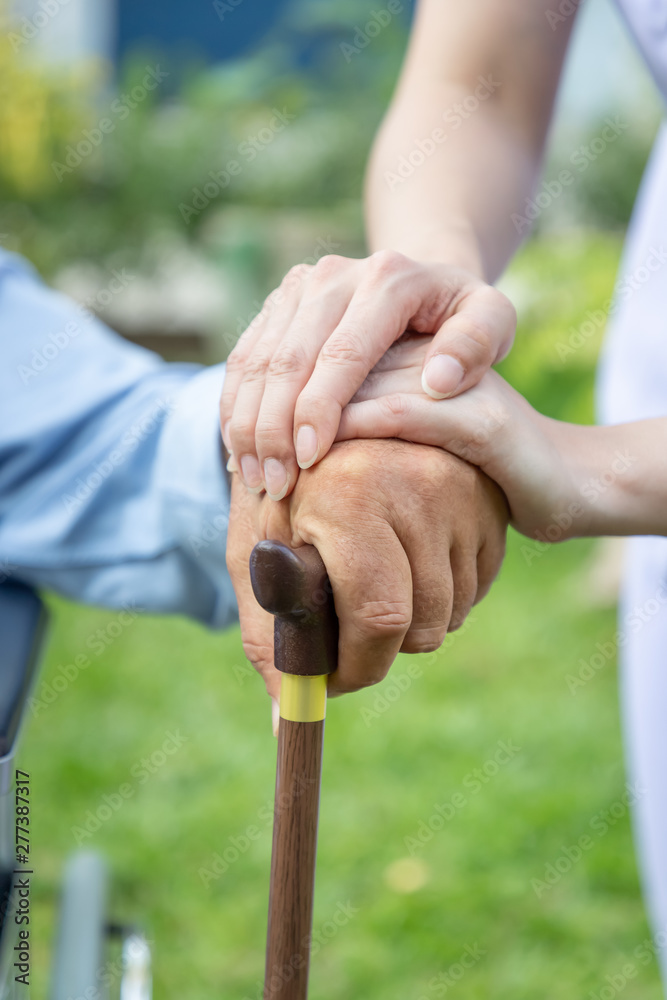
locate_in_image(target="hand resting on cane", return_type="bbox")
[226,435,508,725]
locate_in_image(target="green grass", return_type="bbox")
[22,531,662,999]
[21,231,663,997]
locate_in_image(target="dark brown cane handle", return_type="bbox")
[250,541,338,677]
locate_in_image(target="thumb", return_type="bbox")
[422,286,516,399]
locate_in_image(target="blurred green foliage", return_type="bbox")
[25,530,661,999]
[0,0,657,286]
[498,232,624,423]
[0,1,407,280]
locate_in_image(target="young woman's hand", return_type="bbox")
[336,333,581,541]
[220,252,515,499]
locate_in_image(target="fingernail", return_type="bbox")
[226,454,238,473]
[222,420,232,450]
[240,454,262,492]
[263,458,289,501]
[271,697,280,738]
[295,425,319,469]
[422,355,465,399]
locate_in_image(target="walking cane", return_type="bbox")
[250,540,338,1000]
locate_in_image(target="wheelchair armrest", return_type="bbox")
[0,580,48,758]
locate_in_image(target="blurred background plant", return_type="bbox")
[4,0,666,995]
[1,0,661,374]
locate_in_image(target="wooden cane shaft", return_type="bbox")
[251,540,337,1000]
[264,717,324,1000]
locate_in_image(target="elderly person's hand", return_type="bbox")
[226,437,508,719]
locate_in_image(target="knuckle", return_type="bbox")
[311,254,347,283]
[448,587,475,632]
[399,444,451,490]
[241,638,274,673]
[448,609,469,633]
[226,345,248,372]
[260,288,281,316]
[497,290,518,327]
[367,248,408,280]
[381,393,413,421]
[319,334,366,368]
[354,600,411,640]
[254,419,284,455]
[456,315,494,360]
[242,347,272,382]
[331,668,389,695]
[472,287,517,356]
[229,413,256,449]
[267,340,309,380]
[347,668,391,691]
[293,389,331,432]
[219,391,235,421]
[281,263,312,292]
[401,627,448,655]
[484,285,517,322]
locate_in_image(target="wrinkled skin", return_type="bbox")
[226,438,508,703]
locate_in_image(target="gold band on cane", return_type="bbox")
[279,674,327,722]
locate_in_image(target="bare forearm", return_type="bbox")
[365,89,539,281]
[547,419,667,538]
[365,0,579,281]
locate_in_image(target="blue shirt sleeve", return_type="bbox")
[0,250,237,629]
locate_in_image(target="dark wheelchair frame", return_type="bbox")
[0,579,151,999]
